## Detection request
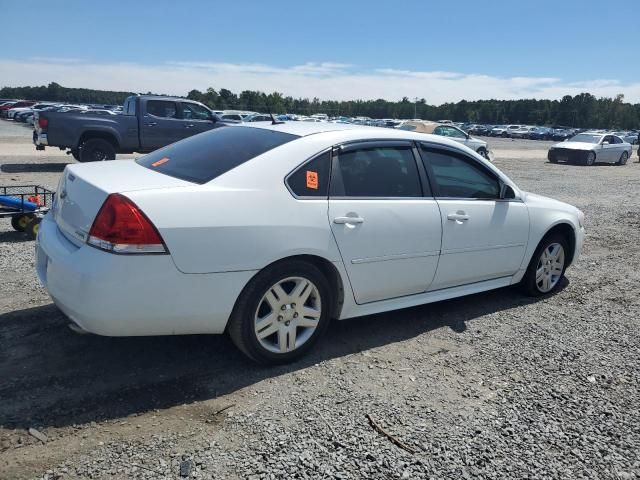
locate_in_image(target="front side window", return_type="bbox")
[146,100,178,118]
[286,151,331,197]
[336,146,423,197]
[421,146,500,199]
[435,126,466,139]
[181,102,212,121]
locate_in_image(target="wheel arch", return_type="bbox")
[539,222,577,266]
[78,130,120,150]
[233,254,346,322]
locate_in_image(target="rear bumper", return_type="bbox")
[35,214,256,336]
[33,131,48,147]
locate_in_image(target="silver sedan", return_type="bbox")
[548,133,632,166]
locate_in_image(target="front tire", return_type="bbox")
[78,138,116,163]
[227,260,332,364]
[520,234,568,296]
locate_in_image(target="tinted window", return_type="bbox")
[421,147,499,199]
[125,98,136,116]
[612,136,623,144]
[287,151,331,197]
[146,100,177,118]
[137,127,298,184]
[181,102,212,121]
[336,146,423,197]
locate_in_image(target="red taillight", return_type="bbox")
[38,116,48,129]
[87,193,167,254]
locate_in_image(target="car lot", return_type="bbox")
[1,119,639,479]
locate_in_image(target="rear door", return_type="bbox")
[328,141,442,304]
[179,102,218,138]
[419,143,529,290]
[140,100,184,151]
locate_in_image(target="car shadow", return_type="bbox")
[0,162,70,173]
[0,281,566,430]
[0,229,33,243]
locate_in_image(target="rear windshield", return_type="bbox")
[137,126,298,184]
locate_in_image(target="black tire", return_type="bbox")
[584,151,596,166]
[520,234,569,297]
[227,260,332,364]
[25,217,42,239]
[477,148,488,159]
[11,214,34,232]
[78,138,116,163]
[617,151,628,166]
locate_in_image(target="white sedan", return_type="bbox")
[36,123,585,363]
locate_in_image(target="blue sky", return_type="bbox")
[1,0,639,103]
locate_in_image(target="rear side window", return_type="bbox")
[146,100,178,118]
[286,151,331,197]
[137,126,298,184]
[336,146,422,197]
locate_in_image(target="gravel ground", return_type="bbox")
[0,119,639,479]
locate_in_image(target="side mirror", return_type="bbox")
[602,141,609,146]
[500,183,516,200]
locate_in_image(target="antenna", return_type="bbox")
[267,103,285,125]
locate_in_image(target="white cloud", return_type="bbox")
[1,58,639,105]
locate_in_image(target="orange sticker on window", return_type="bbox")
[151,157,169,167]
[306,171,319,189]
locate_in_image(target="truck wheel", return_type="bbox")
[78,138,116,163]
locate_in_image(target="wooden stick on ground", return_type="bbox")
[366,414,417,454]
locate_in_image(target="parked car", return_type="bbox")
[243,113,274,122]
[529,127,553,140]
[35,123,584,363]
[510,126,534,139]
[548,133,632,166]
[0,100,35,117]
[400,121,492,159]
[33,95,229,162]
[611,131,638,145]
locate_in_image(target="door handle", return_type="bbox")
[145,122,157,127]
[447,212,469,221]
[184,124,195,128]
[334,216,364,225]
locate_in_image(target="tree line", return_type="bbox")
[2,82,639,129]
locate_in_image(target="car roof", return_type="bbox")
[240,120,370,136]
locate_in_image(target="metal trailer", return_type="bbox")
[0,185,55,238]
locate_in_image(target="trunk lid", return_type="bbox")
[53,160,192,246]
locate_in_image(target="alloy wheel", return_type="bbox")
[535,243,565,293]
[254,276,322,354]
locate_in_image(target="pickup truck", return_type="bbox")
[33,95,227,162]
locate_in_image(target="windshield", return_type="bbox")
[137,126,298,184]
[569,133,602,144]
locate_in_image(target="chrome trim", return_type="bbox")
[351,250,440,264]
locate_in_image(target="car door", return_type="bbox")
[418,143,529,290]
[599,135,618,163]
[610,136,625,162]
[329,141,442,304]
[140,100,185,151]
[434,126,469,147]
[179,102,218,138]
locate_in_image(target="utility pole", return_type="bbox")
[414,97,418,119]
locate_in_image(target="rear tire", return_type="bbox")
[227,260,332,364]
[520,234,569,296]
[11,214,34,232]
[584,151,596,166]
[78,138,116,163]
[617,151,628,165]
